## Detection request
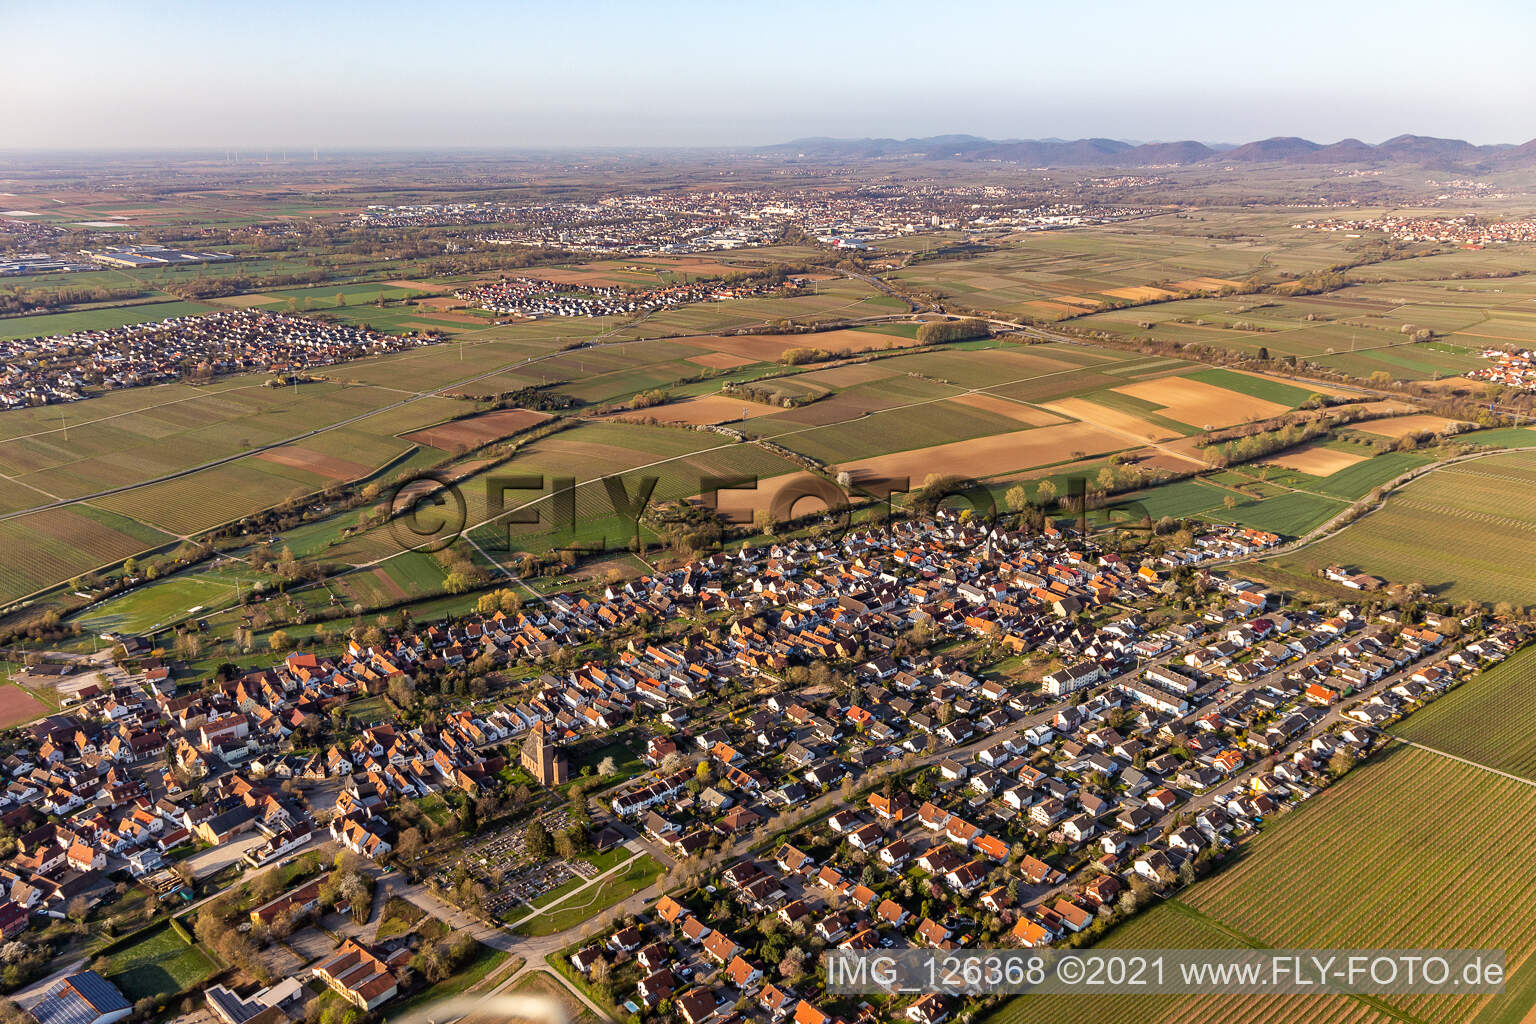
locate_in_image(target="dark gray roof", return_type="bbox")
[33,972,130,1024]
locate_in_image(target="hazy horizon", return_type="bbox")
[10,0,1536,151]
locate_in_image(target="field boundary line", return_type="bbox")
[1392,738,1536,789]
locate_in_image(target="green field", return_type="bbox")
[0,300,218,340]
[1306,448,1433,499]
[982,744,1536,1024]
[1205,488,1348,536]
[1278,450,1536,604]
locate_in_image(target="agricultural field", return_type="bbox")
[305,419,801,567]
[1393,645,1536,779]
[0,375,459,505]
[983,744,1536,1024]
[889,216,1359,319]
[326,549,450,608]
[1278,449,1536,604]
[1204,487,1348,536]
[764,355,1318,484]
[0,504,173,603]
[1069,271,1536,382]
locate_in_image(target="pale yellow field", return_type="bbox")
[836,421,1130,482]
[1170,276,1244,291]
[1351,413,1464,438]
[1102,285,1177,302]
[1042,396,1182,443]
[677,327,919,362]
[1021,300,1080,318]
[611,393,781,426]
[1113,378,1289,429]
[1264,444,1368,476]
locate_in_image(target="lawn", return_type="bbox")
[92,922,217,1002]
[380,942,509,1022]
[72,570,251,634]
[513,854,662,937]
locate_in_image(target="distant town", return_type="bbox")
[0,311,439,408]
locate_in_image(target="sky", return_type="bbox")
[8,0,1536,150]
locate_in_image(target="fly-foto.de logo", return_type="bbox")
[383,470,1153,556]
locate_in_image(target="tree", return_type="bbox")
[1005,483,1029,513]
[597,755,618,778]
[250,869,284,903]
[387,675,417,710]
[1328,749,1356,778]
[1035,480,1057,508]
[397,827,426,862]
[65,896,89,923]
[1223,495,1238,511]
[525,820,553,860]
[268,630,292,653]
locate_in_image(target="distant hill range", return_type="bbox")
[758,133,1536,169]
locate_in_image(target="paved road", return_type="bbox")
[12,957,86,1010]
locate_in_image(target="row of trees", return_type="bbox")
[915,316,990,345]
